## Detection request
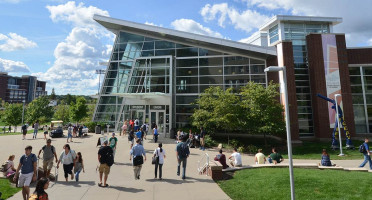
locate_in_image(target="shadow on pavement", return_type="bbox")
[114,162,132,166]
[55,181,96,187]
[109,185,145,193]
[145,177,214,184]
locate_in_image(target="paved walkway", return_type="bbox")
[1,133,230,200]
[1,133,367,200]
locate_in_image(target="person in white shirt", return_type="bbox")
[255,149,266,164]
[4,155,16,177]
[153,143,166,180]
[229,148,242,167]
[56,144,76,182]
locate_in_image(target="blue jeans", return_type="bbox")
[177,157,187,179]
[359,154,372,169]
[75,170,81,182]
[33,129,38,138]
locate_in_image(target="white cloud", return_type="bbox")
[171,18,223,38]
[200,3,271,33]
[243,0,372,46]
[0,58,30,73]
[0,33,37,51]
[35,1,114,95]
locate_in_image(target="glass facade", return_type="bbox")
[94,31,267,130]
[349,66,372,134]
[283,22,329,137]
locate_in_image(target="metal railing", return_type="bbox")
[37,158,59,186]
[197,153,209,176]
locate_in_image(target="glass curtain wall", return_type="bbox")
[283,22,329,137]
[349,66,372,134]
[94,31,266,128]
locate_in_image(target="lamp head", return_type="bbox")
[264,66,284,72]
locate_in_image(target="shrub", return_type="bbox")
[230,139,240,148]
[237,146,245,153]
[204,135,217,147]
[246,144,258,154]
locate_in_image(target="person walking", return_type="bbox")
[153,125,159,143]
[57,144,76,182]
[33,121,39,139]
[128,129,135,149]
[359,138,372,170]
[176,136,190,179]
[38,139,58,178]
[73,125,78,138]
[43,125,48,140]
[21,124,27,140]
[109,133,118,158]
[153,143,166,180]
[13,145,37,200]
[67,124,73,143]
[121,120,128,136]
[74,152,85,182]
[199,127,206,151]
[29,177,50,200]
[134,118,139,131]
[130,139,146,180]
[98,140,113,187]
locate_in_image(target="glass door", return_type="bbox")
[150,111,165,135]
[158,112,165,134]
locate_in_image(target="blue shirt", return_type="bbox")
[20,153,37,174]
[154,128,158,135]
[364,142,370,154]
[130,144,146,157]
[136,131,142,139]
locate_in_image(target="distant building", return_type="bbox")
[0,72,47,103]
[49,100,58,107]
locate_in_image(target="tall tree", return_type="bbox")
[3,103,23,132]
[64,94,76,105]
[54,104,70,124]
[25,96,54,124]
[50,88,56,100]
[70,97,88,123]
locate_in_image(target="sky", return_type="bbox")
[0,0,371,95]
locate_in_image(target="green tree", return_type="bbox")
[25,96,54,124]
[64,94,77,105]
[3,103,23,132]
[50,88,56,100]
[70,97,88,123]
[54,104,70,124]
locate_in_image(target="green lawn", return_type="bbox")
[0,178,21,199]
[218,168,372,200]
[0,129,33,136]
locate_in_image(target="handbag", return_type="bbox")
[133,155,143,166]
[152,149,159,165]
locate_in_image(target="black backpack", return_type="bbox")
[178,143,189,159]
[359,143,367,153]
[105,147,114,167]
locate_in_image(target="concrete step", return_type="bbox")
[344,167,369,172]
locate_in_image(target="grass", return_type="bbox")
[0,129,33,136]
[0,178,21,199]
[218,168,372,200]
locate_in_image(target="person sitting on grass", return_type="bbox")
[254,149,266,164]
[3,155,16,177]
[320,149,334,166]
[214,149,229,169]
[228,148,242,167]
[268,147,283,164]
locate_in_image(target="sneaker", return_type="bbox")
[137,175,140,180]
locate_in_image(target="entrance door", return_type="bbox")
[131,110,145,126]
[150,111,165,135]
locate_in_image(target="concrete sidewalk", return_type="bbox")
[1,133,230,200]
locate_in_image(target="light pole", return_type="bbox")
[264,66,295,200]
[334,94,344,156]
[95,69,105,95]
[21,100,26,125]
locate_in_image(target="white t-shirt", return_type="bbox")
[153,148,166,164]
[59,150,76,165]
[255,152,266,164]
[6,160,14,174]
[231,152,242,166]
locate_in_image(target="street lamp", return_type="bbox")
[264,66,295,200]
[21,100,26,125]
[334,94,344,156]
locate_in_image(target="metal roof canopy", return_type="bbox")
[93,15,276,60]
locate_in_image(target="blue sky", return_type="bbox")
[0,0,371,95]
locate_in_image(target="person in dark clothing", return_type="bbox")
[320,149,332,166]
[78,125,83,137]
[214,149,229,169]
[98,140,113,187]
[359,138,372,170]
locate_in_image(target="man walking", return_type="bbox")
[199,127,206,151]
[67,124,73,143]
[21,124,27,140]
[130,139,146,180]
[38,139,58,178]
[98,140,113,187]
[359,138,372,169]
[13,145,37,200]
[176,136,190,179]
[109,133,118,158]
[33,121,39,139]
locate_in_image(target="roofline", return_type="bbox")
[260,15,343,31]
[93,15,276,58]
[347,46,372,50]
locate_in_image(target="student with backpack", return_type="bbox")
[38,139,58,178]
[56,144,76,182]
[98,140,113,187]
[359,138,372,170]
[176,136,190,179]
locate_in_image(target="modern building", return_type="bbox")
[0,72,47,103]
[93,14,372,140]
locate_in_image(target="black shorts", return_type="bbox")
[22,130,27,135]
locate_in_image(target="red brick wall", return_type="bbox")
[347,48,372,64]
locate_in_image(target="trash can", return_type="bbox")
[95,125,101,134]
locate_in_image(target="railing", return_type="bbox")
[37,158,59,186]
[197,153,209,176]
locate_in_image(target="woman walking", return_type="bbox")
[153,143,166,180]
[57,144,76,182]
[74,152,85,182]
[29,177,50,200]
[122,120,128,136]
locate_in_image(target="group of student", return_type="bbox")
[177,127,207,151]
[2,139,86,200]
